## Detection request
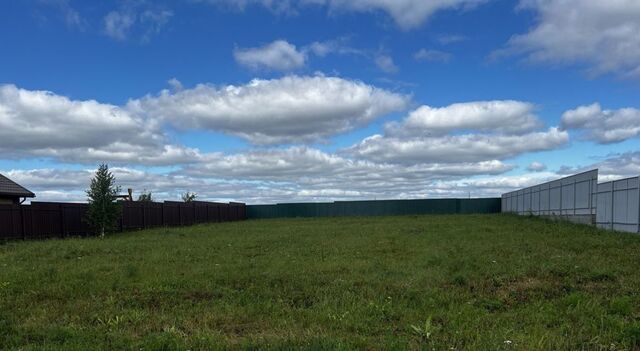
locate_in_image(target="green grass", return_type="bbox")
[2,214,640,350]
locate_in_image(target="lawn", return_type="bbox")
[1,214,640,350]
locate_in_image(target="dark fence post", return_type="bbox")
[20,205,25,240]
[59,203,65,238]
[161,202,165,226]
[142,203,146,229]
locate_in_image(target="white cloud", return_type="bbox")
[104,11,136,41]
[140,9,173,42]
[561,103,640,144]
[0,84,199,165]
[234,40,307,71]
[234,38,364,71]
[0,81,582,204]
[103,6,173,42]
[436,34,467,44]
[129,75,410,144]
[429,171,559,198]
[375,54,398,73]
[5,168,267,204]
[184,146,513,181]
[201,0,487,30]
[167,78,184,92]
[324,0,487,30]
[5,148,516,204]
[559,151,640,182]
[348,100,567,166]
[504,0,640,78]
[527,161,546,172]
[590,152,640,180]
[414,49,452,63]
[386,101,542,136]
[306,37,363,57]
[347,128,568,164]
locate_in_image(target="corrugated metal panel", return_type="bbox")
[246,198,501,219]
[595,176,640,233]
[501,170,598,223]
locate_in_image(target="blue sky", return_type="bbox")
[1,0,639,203]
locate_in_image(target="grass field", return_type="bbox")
[1,214,640,350]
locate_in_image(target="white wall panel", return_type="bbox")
[502,170,598,223]
[595,176,640,233]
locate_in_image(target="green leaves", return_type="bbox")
[85,164,121,237]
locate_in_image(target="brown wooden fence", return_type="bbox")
[0,200,247,241]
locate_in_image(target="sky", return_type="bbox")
[1,0,639,204]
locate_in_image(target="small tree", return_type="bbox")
[86,164,121,238]
[137,190,153,202]
[181,191,197,203]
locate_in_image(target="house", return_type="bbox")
[0,173,35,204]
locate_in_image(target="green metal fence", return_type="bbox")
[247,198,501,219]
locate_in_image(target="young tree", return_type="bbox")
[86,164,121,238]
[137,190,153,202]
[181,191,197,203]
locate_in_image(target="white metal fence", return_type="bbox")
[501,170,640,233]
[501,170,598,222]
[595,177,640,233]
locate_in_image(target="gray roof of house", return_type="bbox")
[0,173,35,198]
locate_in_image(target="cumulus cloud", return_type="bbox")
[4,168,268,203]
[347,128,568,164]
[349,100,567,165]
[167,78,184,92]
[0,84,199,165]
[234,38,364,71]
[129,75,410,144]
[234,40,307,71]
[503,0,640,78]
[429,171,560,198]
[0,82,575,204]
[5,146,516,204]
[184,146,513,181]
[386,101,541,136]
[561,103,640,144]
[414,49,452,63]
[558,151,640,182]
[527,161,547,172]
[590,152,640,180]
[181,147,515,201]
